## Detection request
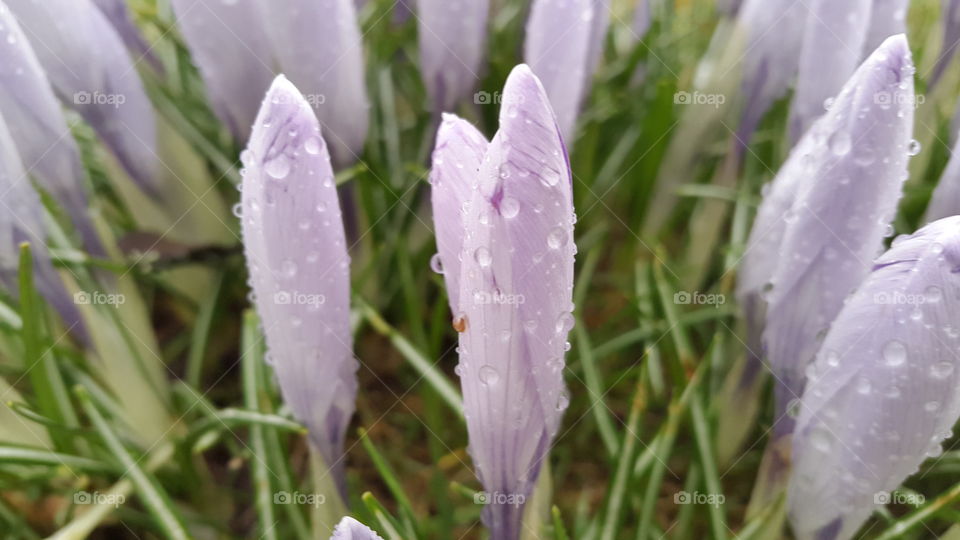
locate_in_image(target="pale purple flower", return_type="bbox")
[788,0,872,142]
[430,65,575,540]
[864,0,911,58]
[930,0,959,88]
[525,0,609,141]
[417,0,490,113]
[329,517,383,540]
[789,216,960,540]
[0,2,102,254]
[240,76,357,482]
[739,35,915,425]
[633,0,651,40]
[0,111,83,336]
[6,0,160,194]
[734,0,808,145]
[170,0,275,142]
[257,0,369,167]
[92,0,161,72]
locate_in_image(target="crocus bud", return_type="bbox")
[5,0,160,194]
[329,517,384,540]
[525,0,609,142]
[430,65,575,540]
[240,76,357,482]
[257,0,369,167]
[417,0,489,113]
[864,0,911,57]
[734,0,808,145]
[790,216,960,540]
[788,0,872,142]
[740,35,915,423]
[0,2,102,254]
[170,0,275,142]
[92,0,161,72]
[0,113,83,336]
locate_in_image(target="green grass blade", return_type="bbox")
[76,387,192,540]
[241,310,277,540]
[18,243,77,452]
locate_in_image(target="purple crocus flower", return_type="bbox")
[864,0,911,58]
[930,0,959,89]
[0,2,102,255]
[789,216,960,540]
[170,0,275,142]
[788,0,872,142]
[734,0,808,146]
[633,0,651,41]
[524,0,609,142]
[258,0,369,167]
[0,112,83,336]
[240,76,357,486]
[417,0,490,113]
[739,35,916,426]
[5,0,160,195]
[430,65,575,540]
[92,0,162,73]
[329,517,383,540]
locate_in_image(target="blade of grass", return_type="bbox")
[874,482,960,540]
[18,243,77,452]
[690,392,727,540]
[186,271,224,387]
[357,427,419,538]
[356,297,463,416]
[599,373,647,540]
[360,492,405,540]
[552,505,571,540]
[242,309,276,540]
[75,386,191,540]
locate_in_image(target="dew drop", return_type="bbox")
[828,131,852,156]
[430,253,444,274]
[555,311,574,334]
[906,139,921,156]
[542,169,561,187]
[479,365,500,385]
[881,340,907,367]
[474,247,492,267]
[304,136,322,155]
[265,155,291,179]
[500,197,520,219]
[547,227,567,250]
[930,362,954,380]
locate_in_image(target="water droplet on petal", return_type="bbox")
[474,247,492,267]
[500,197,520,219]
[881,340,907,367]
[479,365,500,385]
[430,253,444,274]
[265,155,291,179]
[547,227,567,250]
